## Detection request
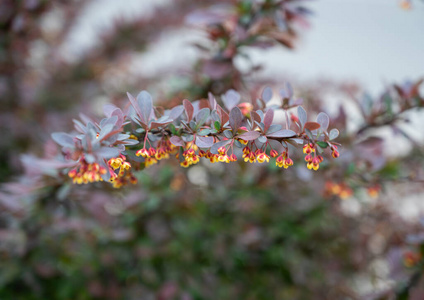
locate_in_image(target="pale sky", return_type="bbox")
[252,0,424,94]
[62,0,424,94]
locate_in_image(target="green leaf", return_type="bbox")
[214,121,221,131]
[316,141,328,148]
[169,123,177,135]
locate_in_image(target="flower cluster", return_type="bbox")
[242,147,271,164]
[242,145,294,168]
[135,147,158,168]
[68,158,107,184]
[136,139,179,168]
[303,143,324,171]
[108,155,137,188]
[181,143,200,167]
[217,146,237,163]
[275,151,294,169]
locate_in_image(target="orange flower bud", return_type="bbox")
[270,149,279,158]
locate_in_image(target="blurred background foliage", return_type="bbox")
[1,0,424,299]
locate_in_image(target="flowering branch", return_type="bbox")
[52,84,341,188]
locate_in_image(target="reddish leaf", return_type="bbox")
[198,99,210,110]
[263,109,274,133]
[208,92,217,110]
[250,111,261,127]
[150,120,173,130]
[183,99,194,122]
[229,107,242,132]
[304,122,321,131]
[217,104,229,125]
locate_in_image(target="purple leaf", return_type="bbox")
[97,123,115,142]
[195,136,214,148]
[279,89,288,99]
[110,108,124,127]
[169,105,184,120]
[137,91,153,124]
[150,120,173,130]
[258,135,267,143]
[127,92,147,127]
[208,92,217,110]
[263,108,274,133]
[121,139,139,145]
[217,104,229,125]
[99,129,122,143]
[297,106,307,127]
[237,131,260,141]
[250,111,261,127]
[99,115,118,129]
[229,107,242,132]
[195,108,210,126]
[222,89,241,111]
[170,136,185,147]
[183,99,194,122]
[329,129,339,140]
[267,124,282,134]
[73,119,86,133]
[51,132,75,148]
[266,129,297,138]
[96,147,120,159]
[103,104,119,117]
[316,112,329,131]
[262,86,273,102]
[211,110,220,123]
